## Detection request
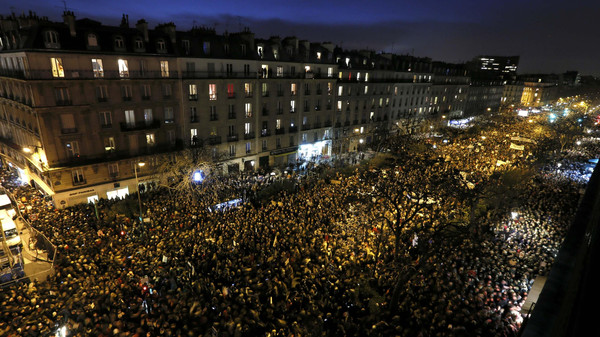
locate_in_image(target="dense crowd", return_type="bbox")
[0,112,593,336]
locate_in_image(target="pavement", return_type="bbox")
[12,217,54,283]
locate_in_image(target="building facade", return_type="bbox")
[0,11,477,206]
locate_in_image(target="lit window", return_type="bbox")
[364,86,368,94]
[51,58,64,78]
[118,59,129,77]
[273,49,279,60]
[291,83,297,95]
[316,52,322,60]
[327,67,333,78]
[209,84,217,100]
[203,41,210,54]
[104,137,115,152]
[160,61,169,77]
[276,119,281,129]
[290,100,296,113]
[146,133,155,146]
[87,34,97,47]
[244,83,252,97]
[144,109,153,124]
[245,103,252,118]
[108,163,119,176]
[257,46,264,58]
[227,84,235,98]
[125,110,135,127]
[91,58,104,78]
[276,66,283,77]
[157,39,166,51]
[338,86,343,96]
[190,129,198,144]
[65,141,80,157]
[245,122,251,134]
[357,72,361,81]
[189,84,198,100]
[164,107,174,123]
[365,73,369,82]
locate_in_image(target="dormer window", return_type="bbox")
[157,39,166,52]
[286,46,293,56]
[114,36,125,50]
[257,46,263,58]
[273,49,279,60]
[135,38,144,50]
[182,40,190,54]
[316,52,322,60]
[203,41,210,55]
[44,31,60,49]
[224,44,230,55]
[241,44,247,56]
[87,34,97,47]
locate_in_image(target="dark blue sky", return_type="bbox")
[3,0,600,75]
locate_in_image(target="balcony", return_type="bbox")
[227,93,236,99]
[141,95,151,101]
[288,126,298,133]
[227,134,238,142]
[189,94,198,101]
[245,92,253,98]
[290,109,296,114]
[261,129,271,137]
[301,124,311,131]
[56,99,72,106]
[61,127,78,134]
[191,117,199,123]
[0,69,180,80]
[101,123,112,129]
[210,115,218,122]
[262,91,269,97]
[206,136,222,145]
[72,179,87,186]
[122,96,132,101]
[97,97,108,102]
[228,113,236,120]
[244,132,255,140]
[275,128,285,135]
[315,106,321,111]
[120,119,161,132]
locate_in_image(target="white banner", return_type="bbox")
[510,143,525,151]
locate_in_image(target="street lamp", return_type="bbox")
[134,162,145,222]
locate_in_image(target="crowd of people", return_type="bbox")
[0,111,593,336]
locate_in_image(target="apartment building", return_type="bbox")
[0,11,475,206]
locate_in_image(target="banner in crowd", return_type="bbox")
[510,143,525,151]
[511,136,536,144]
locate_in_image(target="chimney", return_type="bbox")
[62,10,76,37]
[120,14,129,28]
[136,19,148,42]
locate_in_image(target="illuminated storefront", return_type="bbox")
[298,140,331,159]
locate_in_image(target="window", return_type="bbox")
[302,116,308,126]
[338,86,343,96]
[135,38,144,50]
[228,104,236,119]
[337,101,342,112]
[262,83,268,97]
[190,129,198,145]
[50,58,64,78]
[291,83,297,95]
[289,136,295,146]
[72,169,85,184]
[144,109,153,125]
[291,66,296,76]
[118,59,129,77]
[203,41,210,54]
[224,44,230,55]
[327,67,333,78]
[273,49,279,60]
[257,46,264,58]
[209,84,217,100]
[302,133,307,142]
[328,83,333,95]
[182,40,190,54]
[226,63,233,76]
[245,122,251,134]
[157,39,166,51]
[167,130,176,145]
[364,85,368,94]
[209,106,217,121]
[276,137,281,148]
[246,142,251,154]
[276,119,281,129]
[189,84,198,100]
[104,137,115,152]
[55,88,71,105]
[290,100,296,113]
[316,52,322,60]
[276,66,283,77]
[262,140,267,151]
[245,103,252,118]
[164,107,174,123]
[244,83,252,97]
[99,111,112,128]
[229,144,236,156]
[139,60,147,76]
[160,61,169,77]
[87,34,98,47]
[227,84,235,98]
[125,110,135,127]
[141,84,151,99]
[365,73,369,82]
[108,163,119,176]
[163,84,172,98]
[44,31,60,48]
[243,64,250,76]
[190,107,198,122]
[115,36,124,49]
[65,141,80,158]
[121,85,132,100]
[146,133,155,146]
[91,58,104,78]
[228,125,236,136]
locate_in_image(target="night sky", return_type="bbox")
[2,0,599,75]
